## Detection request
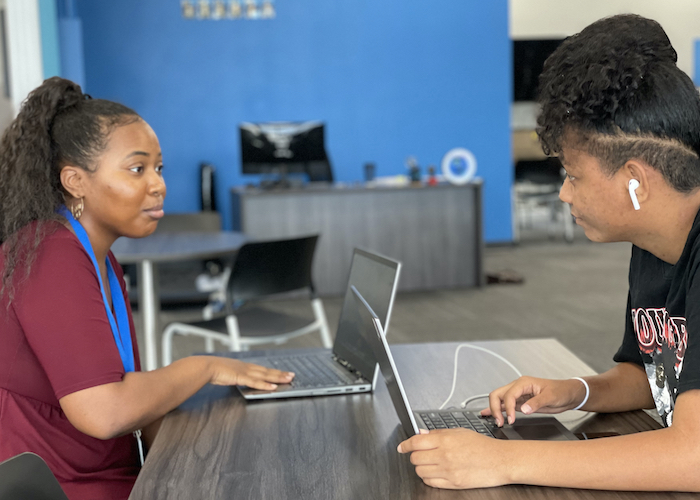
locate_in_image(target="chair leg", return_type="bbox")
[226,315,242,352]
[204,338,215,353]
[162,324,177,367]
[202,303,215,321]
[562,200,575,243]
[511,185,520,243]
[312,298,333,348]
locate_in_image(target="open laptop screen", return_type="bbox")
[351,286,420,436]
[333,249,401,381]
[356,285,579,441]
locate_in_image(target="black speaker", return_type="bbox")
[200,163,217,211]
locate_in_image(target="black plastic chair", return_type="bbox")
[161,235,332,364]
[0,453,68,500]
[124,211,227,305]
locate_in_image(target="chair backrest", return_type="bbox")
[0,453,68,500]
[154,212,222,233]
[228,235,319,303]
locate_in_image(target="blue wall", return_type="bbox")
[76,0,512,242]
[38,0,61,78]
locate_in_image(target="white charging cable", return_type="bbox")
[459,393,491,409]
[438,343,523,410]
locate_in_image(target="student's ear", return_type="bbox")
[60,166,87,200]
[622,159,650,206]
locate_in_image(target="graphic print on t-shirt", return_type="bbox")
[632,307,687,426]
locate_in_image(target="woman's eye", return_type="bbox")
[130,165,144,173]
[567,173,576,181]
[156,164,164,173]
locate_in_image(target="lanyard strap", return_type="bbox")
[59,206,135,372]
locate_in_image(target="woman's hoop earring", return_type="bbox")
[71,198,84,220]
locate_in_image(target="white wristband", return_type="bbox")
[570,377,590,411]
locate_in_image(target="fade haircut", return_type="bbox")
[536,14,700,193]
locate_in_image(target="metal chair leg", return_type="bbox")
[312,298,333,348]
[563,201,575,242]
[226,315,242,352]
[204,338,215,353]
[511,185,520,243]
[162,324,176,367]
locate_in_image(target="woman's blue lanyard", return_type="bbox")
[59,206,135,373]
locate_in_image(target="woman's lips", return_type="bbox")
[144,206,164,219]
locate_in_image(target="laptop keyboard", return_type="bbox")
[418,411,498,437]
[266,355,351,388]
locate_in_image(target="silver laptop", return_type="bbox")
[239,248,401,400]
[353,286,578,441]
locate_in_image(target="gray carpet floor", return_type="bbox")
[135,222,633,375]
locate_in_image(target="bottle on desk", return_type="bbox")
[406,156,422,186]
[364,162,376,183]
[427,165,438,186]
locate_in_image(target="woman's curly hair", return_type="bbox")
[0,77,139,300]
[536,14,700,192]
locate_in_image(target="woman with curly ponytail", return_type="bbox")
[399,15,700,492]
[0,78,293,499]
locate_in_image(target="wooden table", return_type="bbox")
[112,231,247,371]
[129,339,693,499]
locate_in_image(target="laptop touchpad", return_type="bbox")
[504,422,571,441]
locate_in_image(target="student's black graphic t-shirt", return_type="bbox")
[614,210,700,427]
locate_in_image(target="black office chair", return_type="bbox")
[124,211,228,306]
[0,453,68,500]
[161,235,333,364]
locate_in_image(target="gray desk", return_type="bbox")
[231,182,484,295]
[129,339,685,499]
[112,231,247,371]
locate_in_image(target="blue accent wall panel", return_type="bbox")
[38,0,61,78]
[58,17,85,89]
[76,0,512,242]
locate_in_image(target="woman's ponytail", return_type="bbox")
[0,77,138,300]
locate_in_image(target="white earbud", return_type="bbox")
[628,179,641,210]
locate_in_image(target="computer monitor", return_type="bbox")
[239,121,333,184]
[513,39,564,102]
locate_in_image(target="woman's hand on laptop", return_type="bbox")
[208,358,294,390]
[397,428,511,489]
[480,376,588,426]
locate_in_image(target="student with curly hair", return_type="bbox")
[0,77,294,499]
[398,14,700,491]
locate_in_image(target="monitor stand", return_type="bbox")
[259,177,292,190]
[258,173,304,190]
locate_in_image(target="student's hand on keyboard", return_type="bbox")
[480,376,587,427]
[397,428,510,489]
[208,358,295,390]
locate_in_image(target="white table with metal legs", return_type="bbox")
[112,231,248,371]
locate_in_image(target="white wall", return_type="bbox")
[5,0,43,119]
[510,0,700,78]
[0,0,11,131]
